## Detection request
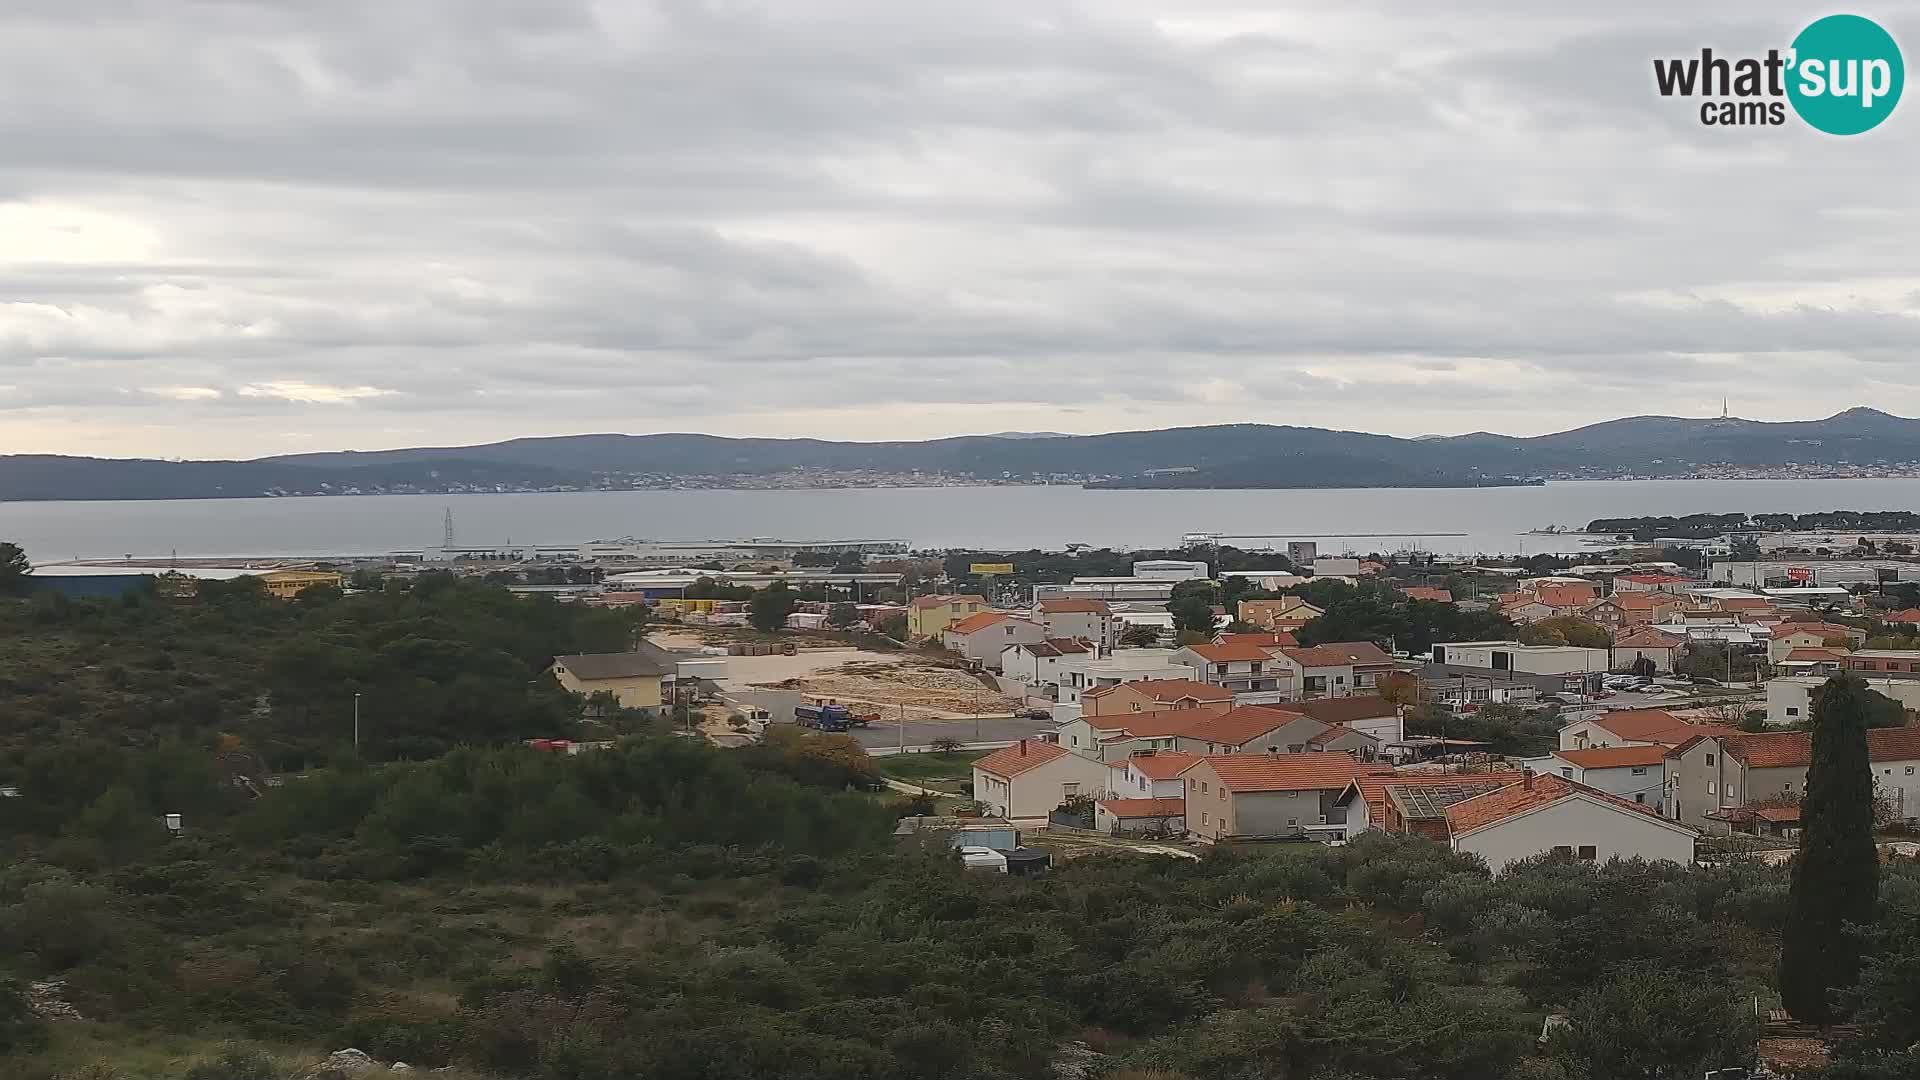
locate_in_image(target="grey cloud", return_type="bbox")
[1,0,1917,457]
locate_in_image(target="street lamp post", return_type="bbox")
[353,692,362,751]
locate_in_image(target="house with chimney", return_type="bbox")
[970,739,1116,819]
[1272,642,1398,698]
[1444,772,1698,874]
[942,613,1046,670]
[1665,727,1920,830]
[1179,753,1371,843]
[1033,598,1118,651]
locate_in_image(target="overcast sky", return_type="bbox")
[4,1,1920,459]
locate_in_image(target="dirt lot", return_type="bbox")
[759,658,1018,720]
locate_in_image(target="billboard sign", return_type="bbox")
[969,563,1014,575]
[1787,567,1812,582]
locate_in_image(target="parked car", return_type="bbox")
[1689,675,1722,686]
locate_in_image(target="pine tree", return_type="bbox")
[1778,674,1880,1023]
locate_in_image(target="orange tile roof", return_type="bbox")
[1885,608,1920,624]
[974,739,1071,778]
[1401,586,1453,603]
[1038,599,1112,614]
[1604,592,1673,610]
[1586,709,1736,746]
[1534,584,1598,608]
[1268,695,1398,726]
[1018,638,1092,658]
[1870,727,1920,761]
[1186,641,1279,662]
[1444,773,1670,835]
[1121,750,1203,779]
[1097,797,1186,818]
[1283,641,1395,668]
[1783,647,1847,662]
[1614,626,1684,648]
[1554,745,1669,769]
[946,611,1014,635]
[1192,752,1360,793]
[1087,706,1228,738]
[1181,706,1310,748]
[1349,770,1525,826]
[1715,596,1774,611]
[1089,678,1232,703]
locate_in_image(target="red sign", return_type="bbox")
[1787,567,1812,582]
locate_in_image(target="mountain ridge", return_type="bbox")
[5,408,1920,501]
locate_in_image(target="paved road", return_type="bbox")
[852,715,1054,751]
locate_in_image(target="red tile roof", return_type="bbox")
[974,739,1071,779]
[1870,727,1920,761]
[1190,752,1360,793]
[1097,797,1186,819]
[1604,592,1673,611]
[1268,695,1398,726]
[1018,638,1091,658]
[1282,641,1396,668]
[1614,626,1684,648]
[1185,641,1279,663]
[1122,750,1203,779]
[1349,770,1525,826]
[1444,773,1672,836]
[1401,587,1453,603]
[1885,608,1920,624]
[1554,745,1669,769]
[1534,584,1598,608]
[1783,647,1848,663]
[1038,599,1112,615]
[1181,706,1310,748]
[1586,709,1736,747]
[1774,621,1860,637]
[946,611,1013,635]
[1715,596,1774,611]
[1087,706,1228,738]
[1085,678,1232,703]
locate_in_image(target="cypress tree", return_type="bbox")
[1778,674,1880,1023]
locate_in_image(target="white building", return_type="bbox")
[1033,599,1118,651]
[1530,746,1668,808]
[971,740,1117,819]
[1444,773,1698,874]
[1430,641,1610,676]
[1059,649,1192,705]
[942,613,1046,670]
[1000,639,1094,688]
[1766,674,1920,727]
[1130,559,1209,581]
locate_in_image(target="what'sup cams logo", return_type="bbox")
[1654,13,1903,134]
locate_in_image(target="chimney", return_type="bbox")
[1019,739,1027,757]
[1523,768,1535,790]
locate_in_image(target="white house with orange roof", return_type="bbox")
[1033,598,1117,651]
[970,739,1117,819]
[1000,638,1094,687]
[1557,709,1735,752]
[1179,752,1367,842]
[1107,749,1202,799]
[1610,626,1687,673]
[1171,641,1294,697]
[1444,772,1698,874]
[1081,678,1233,718]
[1533,745,1670,807]
[1272,642,1398,699]
[942,612,1045,670]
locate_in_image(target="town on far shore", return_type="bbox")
[30,518,1920,874]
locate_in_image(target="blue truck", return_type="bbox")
[794,702,873,731]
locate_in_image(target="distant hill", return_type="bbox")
[5,408,1920,500]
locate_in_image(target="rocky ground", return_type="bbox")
[760,659,1017,719]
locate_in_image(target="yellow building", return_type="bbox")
[549,644,677,712]
[906,594,990,640]
[257,569,344,599]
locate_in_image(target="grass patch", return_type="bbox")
[877,750,988,787]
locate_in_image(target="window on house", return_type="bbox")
[1577,845,1597,861]
[1552,845,1573,855]
[1201,812,1209,825]
[1787,707,1800,717]
[1705,754,1715,766]
[1631,767,1647,776]
[1559,767,1573,779]
[1287,818,1297,827]
[1218,789,1225,801]
[1062,783,1080,797]
[1635,793,1645,804]
[1707,781,1716,795]
[1201,782,1209,793]
[1908,766,1916,775]
[1784,782,1794,791]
